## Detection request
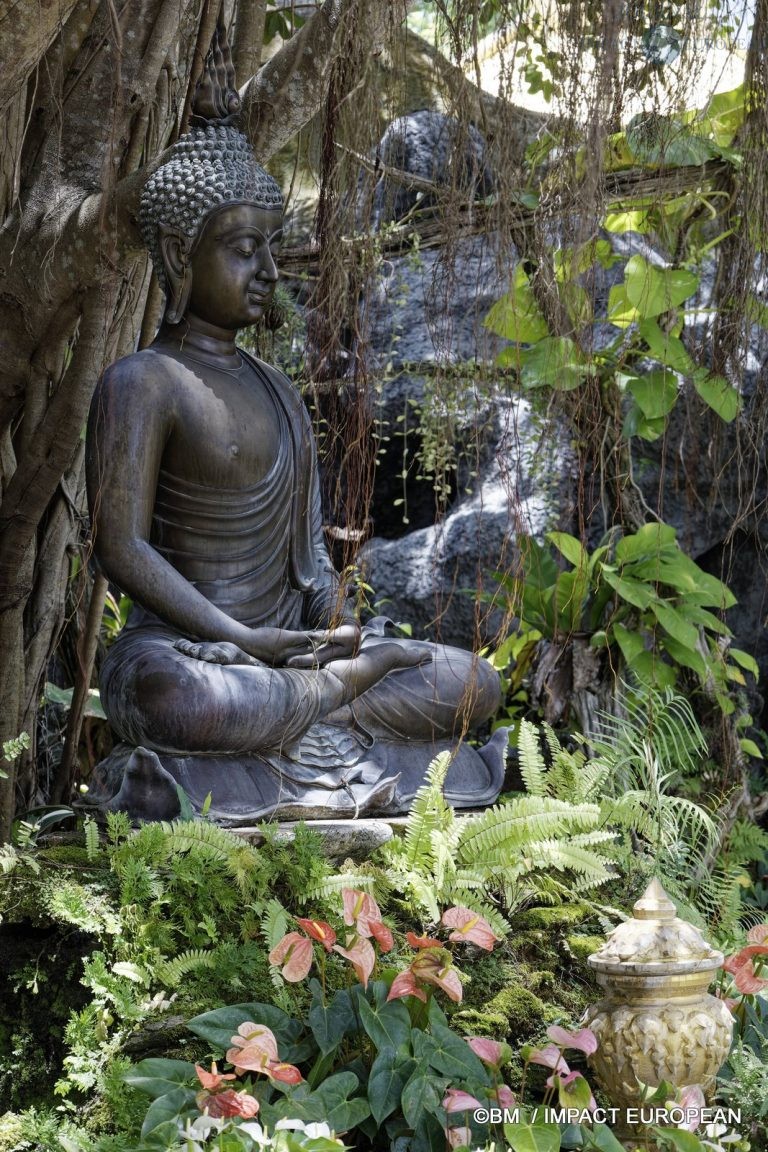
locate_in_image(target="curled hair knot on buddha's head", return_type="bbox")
[139,124,283,294]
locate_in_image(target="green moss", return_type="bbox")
[514,903,594,931]
[486,982,557,1042]
[565,934,604,965]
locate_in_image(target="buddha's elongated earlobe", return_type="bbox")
[159,226,193,325]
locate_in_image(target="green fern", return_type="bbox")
[83,815,100,862]
[403,750,452,869]
[154,948,218,987]
[303,868,379,904]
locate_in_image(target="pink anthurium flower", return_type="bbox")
[446,1126,473,1150]
[678,1085,706,1131]
[527,1044,570,1074]
[724,945,768,994]
[227,1023,278,1069]
[387,969,427,1003]
[225,1022,302,1083]
[443,1088,484,1113]
[295,917,336,952]
[341,888,392,949]
[441,906,500,951]
[747,924,768,945]
[496,1084,516,1108]
[553,1070,596,1111]
[333,936,376,988]
[466,1036,510,1068]
[269,932,314,982]
[410,947,463,1003]
[546,1024,598,1056]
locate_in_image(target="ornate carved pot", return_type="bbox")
[583,879,732,1127]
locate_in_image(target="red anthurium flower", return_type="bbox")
[466,1037,510,1068]
[527,1044,570,1074]
[410,947,463,1003]
[387,969,427,1003]
[203,1089,260,1119]
[195,1063,236,1091]
[266,1061,303,1085]
[369,918,394,952]
[441,906,500,951]
[269,932,314,982]
[446,1126,473,1150]
[546,1025,598,1056]
[443,1088,483,1113]
[407,931,442,950]
[333,936,376,988]
[295,918,336,952]
[747,924,768,945]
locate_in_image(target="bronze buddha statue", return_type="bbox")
[86,37,505,822]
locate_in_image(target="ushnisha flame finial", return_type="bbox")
[191,12,242,126]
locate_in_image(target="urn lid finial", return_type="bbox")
[633,877,677,920]
[588,877,723,975]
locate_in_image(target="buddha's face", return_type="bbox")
[186,203,283,330]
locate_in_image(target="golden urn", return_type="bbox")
[583,879,733,1118]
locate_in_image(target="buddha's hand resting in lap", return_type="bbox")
[173,624,360,668]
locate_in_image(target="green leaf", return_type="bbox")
[615,522,677,563]
[356,993,411,1055]
[519,336,588,391]
[581,1121,628,1152]
[660,634,707,677]
[401,1069,442,1130]
[740,738,764,759]
[608,282,640,327]
[639,319,695,374]
[602,569,657,609]
[626,370,678,419]
[624,255,698,318]
[187,1003,307,1064]
[653,1129,706,1152]
[729,648,759,677]
[486,267,549,344]
[612,623,645,665]
[629,650,677,689]
[604,208,651,234]
[503,1123,561,1152]
[693,373,740,422]
[557,1072,593,1110]
[649,600,699,651]
[547,532,588,570]
[427,1022,490,1085]
[140,1087,196,1139]
[368,1047,414,1125]
[309,984,355,1056]
[124,1059,197,1099]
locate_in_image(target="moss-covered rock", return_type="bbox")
[565,934,605,965]
[514,903,595,931]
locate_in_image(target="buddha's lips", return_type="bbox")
[248,290,272,305]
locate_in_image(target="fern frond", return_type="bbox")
[260,898,289,952]
[458,797,602,863]
[403,751,453,869]
[83,816,100,862]
[517,720,547,796]
[155,948,218,987]
[303,870,379,903]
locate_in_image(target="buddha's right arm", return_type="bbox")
[84,361,316,665]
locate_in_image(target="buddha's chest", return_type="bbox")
[164,364,285,488]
